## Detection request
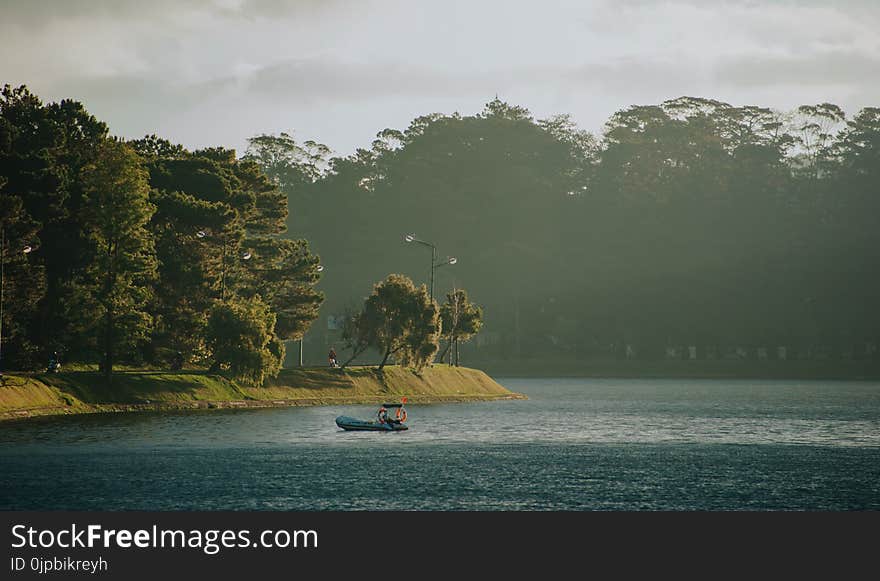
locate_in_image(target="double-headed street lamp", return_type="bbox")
[404,234,456,302]
[197,230,252,300]
[0,225,33,377]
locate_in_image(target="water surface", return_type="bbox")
[1,378,878,510]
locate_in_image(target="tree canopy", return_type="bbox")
[251,95,880,364]
[0,85,324,382]
[345,274,440,371]
[439,289,483,366]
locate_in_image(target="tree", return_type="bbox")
[242,132,331,190]
[0,189,44,369]
[350,274,440,371]
[143,189,233,365]
[206,295,283,386]
[131,137,324,366]
[263,98,590,363]
[241,132,331,236]
[75,139,157,378]
[1,85,108,362]
[236,237,324,342]
[439,289,483,365]
[792,103,845,178]
[339,309,370,370]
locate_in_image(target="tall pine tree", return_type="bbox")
[75,140,157,378]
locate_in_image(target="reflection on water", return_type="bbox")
[1,378,879,510]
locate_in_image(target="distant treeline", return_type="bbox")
[0,85,323,381]
[245,97,880,362]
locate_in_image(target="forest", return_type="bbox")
[2,85,878,374]
[248,97,879,364]
[0,85,323,382]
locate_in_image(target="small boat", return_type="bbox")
[336,399,409,432]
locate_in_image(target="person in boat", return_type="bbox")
[377,405,389,425]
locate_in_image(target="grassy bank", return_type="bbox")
[480,358,880,379]
[0,365,524,422]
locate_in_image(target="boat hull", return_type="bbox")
[335,415,408,431]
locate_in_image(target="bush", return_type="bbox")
[206,295,283,386]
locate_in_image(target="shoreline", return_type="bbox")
[479,358,880,380]
[0,365,526,423]
[0,393,525,422]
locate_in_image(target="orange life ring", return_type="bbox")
[396,408,407,423]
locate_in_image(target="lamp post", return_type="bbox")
[299,264,324,367]
[434,255,457,293]
[0,225,33,377]
[196,230,251,300]
[404,234,456,302]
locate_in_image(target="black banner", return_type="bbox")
[1,511,876,578]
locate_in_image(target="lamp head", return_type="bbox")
[404,234,415,243]
[196,230,207,238]
[22,245,33,254]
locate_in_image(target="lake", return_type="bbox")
[1,377,879,510]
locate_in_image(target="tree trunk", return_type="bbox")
[377,346,392,370]
[103,239,116,381]
[340,346,364,370]
[103,306,113,380]
[438,340,452,364]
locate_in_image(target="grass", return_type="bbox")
[0,364,523,421]
[36,370,249,404]
[251,364,518,402]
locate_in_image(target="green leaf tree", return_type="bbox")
[144,189,233,366]
[0,188,45,369]
[439,289,483,366]
[131,137,320,366]
[206,295,283,386]
[353,274,440,371]
[75,139,157,378]
[236,237,324,342]
[1,84,109,362]
[338,307,369,369]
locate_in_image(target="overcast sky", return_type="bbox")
[2,0,878,157]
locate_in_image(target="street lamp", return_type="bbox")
[196,229,252,300]
[433,256,457,301]
[404,234,455,302]
[0,226,34,377]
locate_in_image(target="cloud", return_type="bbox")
[0,0,357,28]
[2,0,878,155]
[714,51,880,88]
[243,59,510,103]
[0,0,192,27]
